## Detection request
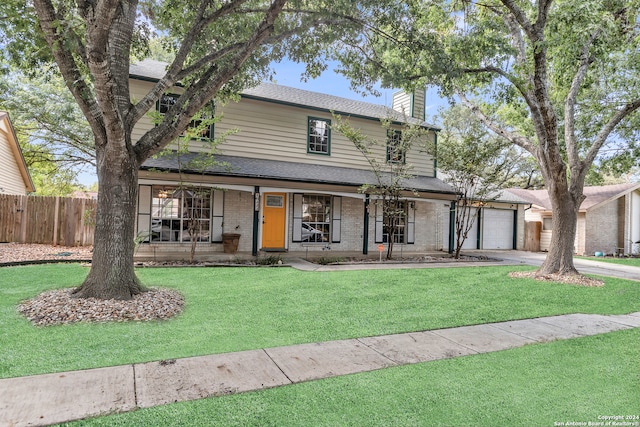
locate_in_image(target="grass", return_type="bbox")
[1,264,640,380]
[68,328,640,426]
[577,255,640,267]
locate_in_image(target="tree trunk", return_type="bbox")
[537,184,581,276]
[73,146,145,300]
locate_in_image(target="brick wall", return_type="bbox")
[584,200,619,256]
[222,190,255,252]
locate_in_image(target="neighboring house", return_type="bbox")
[0,112,34,195]
[130,59,521,258]
[71,190,98,200]
[509,184,640,256]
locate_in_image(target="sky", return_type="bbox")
[269,60,447,118]
[76,60,448,187]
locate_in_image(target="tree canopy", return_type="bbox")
[0,65,96,194]
[337,0,640,275]
[433,104,529,257]
[0,0,371,299]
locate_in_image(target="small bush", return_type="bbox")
[255,254,283,265]
[316,256,346,265]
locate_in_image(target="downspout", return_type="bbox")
[476,208,482,249]
[512,209,518,250]
[448,202,455,254]
[252,186,260,256]
[363,194,370,255]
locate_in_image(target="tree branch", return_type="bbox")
[498,0,536,39]
[33,0,104,142]
[458,92,535,153]
[564,27,601,170]
[133,0,289,162]
[583,97,640,170]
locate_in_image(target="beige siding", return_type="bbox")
[392,90,425,120]
[0,120,28,195]
[575,213,586,255]
[130,80,159,144]
[540,230,552,251]
[215,98,436,176]
[392,91,412,116]
[411,90,426,121]
[129,79,436,177]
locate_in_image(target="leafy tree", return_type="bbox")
[433,104,541,257]
[1,0,364,299]
[0,66,96,193]
[21,143,83,196]
[337,0,640,277]
[432,105,514,258]
[333,114,422,260]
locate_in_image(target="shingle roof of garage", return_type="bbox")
[129,59,438,129]
[142,152,456,195]
[508,184,640,211]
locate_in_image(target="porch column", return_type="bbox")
[448,202,456,254]
[363,195,370,254]
[252,186,260,256]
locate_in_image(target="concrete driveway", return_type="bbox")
[476,250,640,281]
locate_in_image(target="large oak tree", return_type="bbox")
[2,0,363,299]
[337,0,640,276]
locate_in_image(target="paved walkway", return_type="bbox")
[2,312,640,426]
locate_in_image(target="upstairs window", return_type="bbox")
[308,117,331,155]
[386,129,404,164]
[158,93,213,140]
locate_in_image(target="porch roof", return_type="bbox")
[141,152,457,196]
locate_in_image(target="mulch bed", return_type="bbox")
[17,287,185,326]
[508,271,604,287]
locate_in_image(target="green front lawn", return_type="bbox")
[71,328,640,427]
[1,264,639,380]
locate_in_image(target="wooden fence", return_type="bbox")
[0,194,96,246]
[524,220,541,252]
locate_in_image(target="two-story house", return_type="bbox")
[130,59,461,259]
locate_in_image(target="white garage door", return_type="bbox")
[482,209,514,249]
[460,208,479,250]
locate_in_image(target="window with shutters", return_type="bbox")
[137,185,224,243]
[292,194,341,243]
[375,199,415,244]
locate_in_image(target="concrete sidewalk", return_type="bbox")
[2,312,640,426]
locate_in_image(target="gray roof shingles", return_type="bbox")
[507,183,640,210]
[142,152,456,195]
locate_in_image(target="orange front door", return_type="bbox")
[262,193,286,249]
